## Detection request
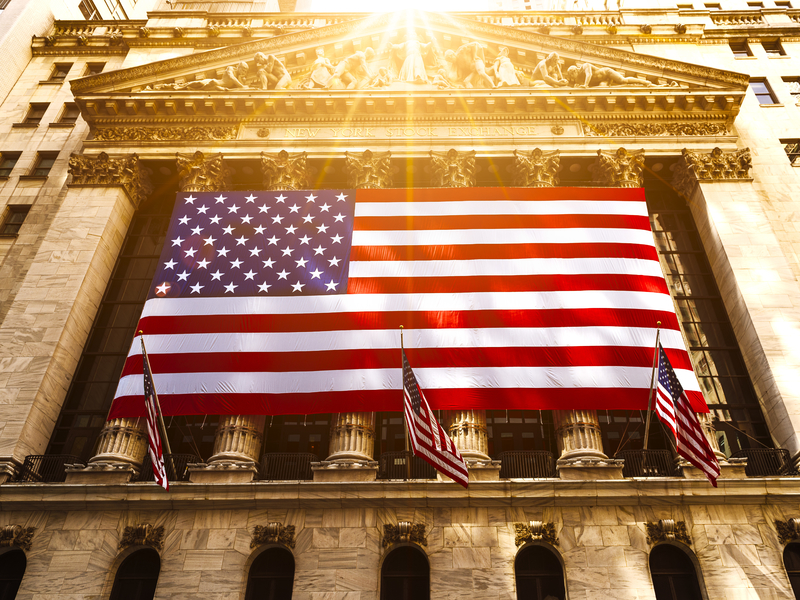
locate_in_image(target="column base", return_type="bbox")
[188,461,258,483]
[557,457,624,480]
[312,459,378,482]
[681,457,747,480]
[64,462,136,484]
[0,461,17,484]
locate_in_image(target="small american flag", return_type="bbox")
[654,344,720,486]
[142,338,169,491]
[403,350,469,488]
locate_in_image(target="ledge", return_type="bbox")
[16,176,47,181]
[48,122,76,128]
[38,80,66,85]
[11,123,39,128]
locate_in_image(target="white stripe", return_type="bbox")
[114,365,702,399]
[349,257,663,279]
[354,200,649,217]
[351,228,655,247]
[139,290,676,318]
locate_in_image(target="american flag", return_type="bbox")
[403,350,469,487]
[110,187,706,418]
[142,338,169,491]
[654,344,720,486]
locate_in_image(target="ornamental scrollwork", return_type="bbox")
[0,525,35,551]
[251,523,296,549]
[513,149,560,188]
[68,152,153,208]
[176,151,231,193]
[382,522,427,547]
[680,147,752,180]
[515,521,559,547]
[776,519,800,545]
[345,150,393,189]
[261,150,309,191]
[119,523,164,550]
[645,519,691,546]
[430,149,476,188]
[585,122,729,137]
[92,126,237,142]
[591,147,645,188]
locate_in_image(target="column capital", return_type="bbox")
[591,147,645,188]
[68,152,153,208]
[345,150,392,189]
[261,150,310,190]
[176,151,231,192]
[513,149,561,188]
[430,149,476,188]
[672,147,753,197]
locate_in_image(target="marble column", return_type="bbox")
[445,410,491,461]
[697,411,726,461]
[327,412,376,461]
[553,409,608,460]
[208,415,266,463]
[89,417,148,466]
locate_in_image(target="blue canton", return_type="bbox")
[658,346,684,401]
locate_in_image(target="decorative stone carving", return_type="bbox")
[430,149,476,188]
[567,62,653,87]
[207,25,220,37]
[640,24,653,34]
[490,47,521,87]
[382,522,427,547]
[176,151,231,193]
[173,27,184,38]
[255,53,291,90]
[138,27,150,38]
[388,31,432,84]
[675,23,688,34]
[591,148,645,188]
[146,62,249,91]
[553,410,608,460]
[93,126,237,142]
[0,525,35,551]
[513,149,560,187]
[261,150,309,191]
[645,520,691,545]
[119,524,164,550]
[606,25,618,35]
[444,41,495,88]
[89,417,148,467]
[251,523,296,549]
[672,147,752,197]
[585,123,728,137]
[345,150,392,189]
[572,25,584,35]
[776,519,800,545]
[324,48,376,89]
[328,412,375,461]
[531,52,567,87]
[514,521,559,547]
[209,415,265,463]
[68,152,153,208]
[302,47,335,89]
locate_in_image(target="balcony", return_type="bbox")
[615,450,678,478]
[137,453,199,483]
[497,451,557,478]
[378,451,437,481]
[731,448,799,477]
[17,455,84,483]
[259,452,316,481]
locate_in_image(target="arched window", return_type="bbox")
[380,545,429,600]
[109,548,160,600]
[244,547,295,600]
[0,549,26,600]
[784,543,800,598]
[515,544,566,600]
[650,544,704,600]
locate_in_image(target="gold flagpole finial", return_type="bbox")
[138,329,144,335]
[399,325,404,350]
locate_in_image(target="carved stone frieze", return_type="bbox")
[671,147,752,197]
[68,152,153,208]
[586,122,729,137]
[514,522,559,547]
[591,147,645,188]
[431,149,477,188]
[513,149,560,188]
[382,522,427,548]
[92,126,237,142]
[776,519,800,545]
[251,523,296,549]
[645,520,691,545]
[176,151,231,193]
[261,150,309,191]
[345,150,392,189]
[119,524,164,550]
[0,525,35,551]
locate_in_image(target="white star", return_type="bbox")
[177,270,190,282]
[331,234,343,244]
[244,270,256,280]
[184,247,197,257]
[184,195,196,204]
[258,282,271,293]
[275,194,287,203]
[236,236,248,246]
[222,225,234,235]
[203,236,216,246]
[190,282,203,294]
[285,225,297,235]
[302,214,314,223]
[305,193,317,203]
[296,257,308,268]
[245,194,257,203]
[317,224,329,233]
[197,205,209,214]
[178,215,190,225]
[215,195,227,204]
[211,270,224,281]
[262,258,275,268]
[310,268,323,279]
[277,269,290,280]
[171,236,184,247]
[292,281,306,292]
[319,203,331,212]
[164,259,176,269]
[254,225,266,234]
[258,204,270,214]
[336,193,348,202]
[196,258,210,269]
[217,247,230,257]
[272,215,284,224]
[209,215,221,224]
[289,204,301,213]
[241,214,253,224]
[325,280,339,291]
[267,236,280,246]
[281,246,294,256]
[313,245,326,255]
[298,235,311,245]
[230,259,243,269]
[249,247,262,257]
[224,282,238,293]
[191,226,203,235]
[328,257,341,267]
[333,213,345,223]
[156,282,169,295]
[228,204,240,214]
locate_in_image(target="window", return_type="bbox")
[0,153,20,177]
[650,545,704,600]
[0,549,25,599]
[48,63,72,82]
[729,39,752,57]
[58,103,80,124]
[515,545,566,600]
[0,0,13,9]
[677,3,694,7]
[23,103,48,125]
[750,79,779,104]
[103,0,129,19]
[109,549,160,600]
[784,544,800,597]
[1,206,30,235]
[776,1,792,6]
[748,1,764,6]
[85,62,105,76]
[782,139,800,165]
[783,77,800,105]
[704,3,721,8]
[78,0,100,19]
[30,153,58,177]
[381,546,429,600]
[763,39,787,56]
[244,548,295,600]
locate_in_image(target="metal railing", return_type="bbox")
[137,453,199,483]
[616,449,678,478]
[17,455,83,483]
[378,451,437,481]
[259,453,316,481]
[497,451,557,478]
[731,448,798,477]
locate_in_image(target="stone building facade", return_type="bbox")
[1,0,800,598]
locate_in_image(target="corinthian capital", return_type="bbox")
[591,148,645,188]
[513,149,561,188]
[671,147,752,197]
[430,149,477,188]
[345,150,393,189]
[176,151,231,192]
[68,152,153,208]
[261,150,309,191]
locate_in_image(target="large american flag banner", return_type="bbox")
[110,187,707,418]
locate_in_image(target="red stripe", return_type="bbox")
[120,346,696,377]
[137,308,681,336]
[355,187,646,203]
[350,243,659,262]
[109,387,708,419]
[347,274,669,294]
[354,214,651,231]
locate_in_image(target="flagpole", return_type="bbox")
[140,330,174,473]
[642,322,661,475]
[400,325,412,481]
